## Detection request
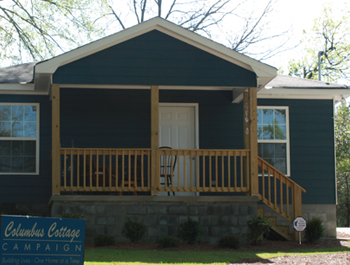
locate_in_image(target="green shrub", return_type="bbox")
[157,236,180,248]
[245,216,272,245]
[122,218,147,243]
[178,217,203,244]
[217,235,240,249]
[93,234,116,247]
[304,217,324,242]
[61,212,84,219]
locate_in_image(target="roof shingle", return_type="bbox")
[0,62,36,83]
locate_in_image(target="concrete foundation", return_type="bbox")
[50,195,258,244]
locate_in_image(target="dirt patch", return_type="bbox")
[233,252,350,265]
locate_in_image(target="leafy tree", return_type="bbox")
[286,4,350,83]
[0,0,109,66]
[335,103,350,227]
[0,0,290,66]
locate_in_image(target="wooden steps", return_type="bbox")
[257,157,306,241]
[258,207,294,241]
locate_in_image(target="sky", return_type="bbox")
[0,0,348,81]
[263,0,348,71]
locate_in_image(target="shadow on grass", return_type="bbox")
[84,240,350,264]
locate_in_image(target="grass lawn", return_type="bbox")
[84,245,350,265]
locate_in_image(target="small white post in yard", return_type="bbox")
[293,216,307,244]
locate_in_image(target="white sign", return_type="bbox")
[293,217,307,232]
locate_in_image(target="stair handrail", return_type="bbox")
[258,157,306,223]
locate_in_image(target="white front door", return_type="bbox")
[159,105,197,196]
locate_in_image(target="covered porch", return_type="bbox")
[52,85,257,196]
[50,84,305,240]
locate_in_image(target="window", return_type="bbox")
[257,107,289,175]
[0,103,39,174]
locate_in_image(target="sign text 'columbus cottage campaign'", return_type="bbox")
[0,215,86,265]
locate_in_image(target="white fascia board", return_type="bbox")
[258,88,350,101]
[251,66,277,88]
[0,90,47,95]
[0,83,34,91]
[35,17,276,83]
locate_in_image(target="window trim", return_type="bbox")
[257,106,290,176]
[0,103,40,175]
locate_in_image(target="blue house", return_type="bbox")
[0,18,348,243]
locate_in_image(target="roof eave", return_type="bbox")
[259,87,350,101]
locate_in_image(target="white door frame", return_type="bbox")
[159,103,199,196]
[159,103,199,149]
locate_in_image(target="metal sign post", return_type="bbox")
[293,217,307,245]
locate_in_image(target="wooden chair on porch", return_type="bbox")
[80,155,116,188]
[160,146,177,196]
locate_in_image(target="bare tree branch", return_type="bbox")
[140,0,148,22]
[191,0,230,32]
[164,0,176,19]
[108,4,126,29]
[230,0,272,51]
[0,0,291,66]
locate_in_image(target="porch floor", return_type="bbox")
[49,195,259,204]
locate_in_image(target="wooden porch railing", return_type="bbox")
[60,148,151,193]
[258,157,306,223]
[58,148,250,194]
[159,149,250,193]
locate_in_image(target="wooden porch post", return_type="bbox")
[248,87,259,196]
[243,92,250,150]
[243,92,250,195]
[52,84,60,195]
[151,85,160,195]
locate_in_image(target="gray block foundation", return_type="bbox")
[260,204,336,238]
[303,204,337,237]
[50,195,258,244]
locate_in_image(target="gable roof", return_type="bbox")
[35,17,276,88]
[0,17,278,93]
[3,17,349,102]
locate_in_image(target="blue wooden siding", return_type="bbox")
[60,89,243,149]
[60,88,151,148]
[0,95,51,203]
[258,99,336,205]
[53,30,256,87]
